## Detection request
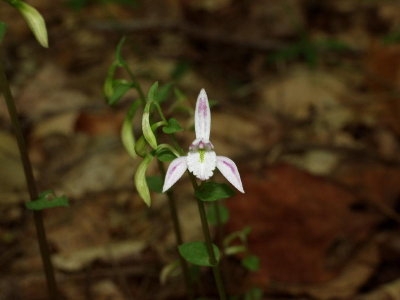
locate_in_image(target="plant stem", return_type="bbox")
[214,201,223,247]
[0,59,59,298]
[158,161,193,299]
[123,64,146,104]
[189,174,226,300]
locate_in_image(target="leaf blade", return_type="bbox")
[179,241,220,267]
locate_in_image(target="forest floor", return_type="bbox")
[2,0,400,299]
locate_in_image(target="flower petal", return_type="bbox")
[216,156,244,193]
[195,89,211,140]
[162,157,188,192]
[187,151,217,181]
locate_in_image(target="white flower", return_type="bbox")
[162,89,244,193]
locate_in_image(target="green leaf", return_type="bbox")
[134,136,147,157]
[195,182,235,202]
[146,176,163,193]
[25,190,69,211]
[155,148,176,162]
[121,101,140,158]
[0,22,7,43]
[179,241,220,267]
[160,260,180,284]
[135,122,166,157]
[224,245,247,256]
[142,102,157,149]
[134,154,153,206]
[162,118,183,134]
[242,255,260,271]
[147,81,159,102]
[156,82,173,103]
[171,60,190,80]
[115,36,126,66]
[13,1,48,48]
[141,82,159,149]
[206,203,229,225]
[223,226,252,247]
[109,80,133,105]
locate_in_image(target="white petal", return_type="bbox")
[195,89,211,140]
[216,156,244,193]
[162,157,188,192]
[187,151,216,181]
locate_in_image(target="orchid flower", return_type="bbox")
[162,89,244,193]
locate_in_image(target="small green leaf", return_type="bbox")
[242,255,260,271]
[146,176,163,193]
[160,260,180,284]
[224,245,247,256]
[142,102,157,149]
[0,22,7,43]
[109,80,133,105]
[134,154,153,206]
[156,82,173,103]
[162,118,183,134]
[179,241,220,267]
[13,1,48,47]
[147,81,159,102]
[195,182,235,202]
[115,36,126,66]
[155,148,176,162]
[135,122,166,157]
[171,60,190,80]
[206,203,229,225]
[223,226,252,247]
[134,136,148,157]
[121,101,140,158]
[25,190,69,211]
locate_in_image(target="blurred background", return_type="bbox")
[1,0,400,299]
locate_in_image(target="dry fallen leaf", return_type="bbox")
[53,240,146,272]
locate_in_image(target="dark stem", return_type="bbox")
[0,59,59,298]
[158,161,193,299]
[189,174,226,300]
[214,201,223,247]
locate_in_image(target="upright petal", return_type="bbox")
[163,157,188,192]
[216,156,244,193]
[195,89,211,140]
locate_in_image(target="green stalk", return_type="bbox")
[158,160,193,299]
[0,58,59,298]
[189,174,226,300]
[123,64,146,105]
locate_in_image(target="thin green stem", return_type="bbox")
[123,64,146,104]
[0,58,59,299]
[189,174,226,300]
[154,102,167,123]
[158,161,193,300]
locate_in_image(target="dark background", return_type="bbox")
[1,0,400,299]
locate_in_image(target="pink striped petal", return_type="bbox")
[195,89,211,141]
[162,157,188,192]
[216,156,244,193]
